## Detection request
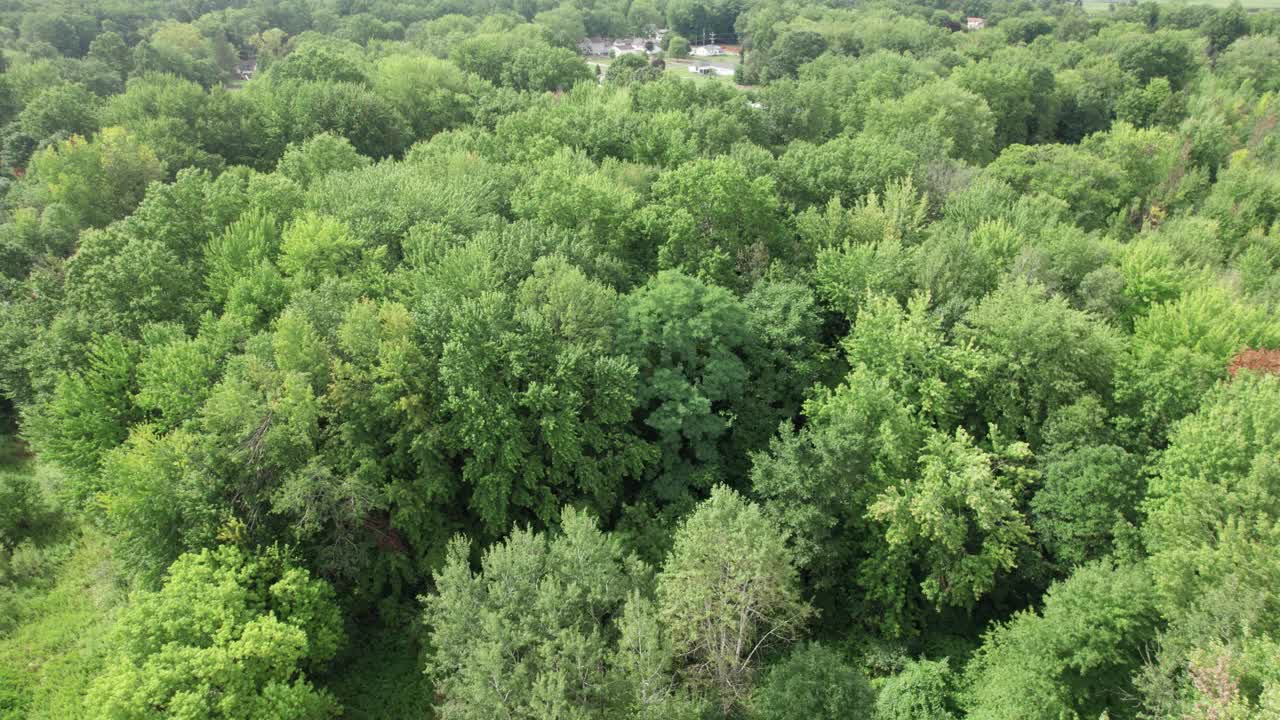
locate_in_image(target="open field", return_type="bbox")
[588,56,740,84]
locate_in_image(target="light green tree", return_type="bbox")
[1144,372,1280,625]
[869,427,1035,610]
[23,127,164,229]
[657,485,812,715]
[85,546,344,720]
[422,507,646,719]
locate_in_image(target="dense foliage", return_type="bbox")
[0,0,1279,717]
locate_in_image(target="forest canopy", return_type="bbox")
[1,0,1279,717]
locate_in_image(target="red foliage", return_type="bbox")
[363,512,408,554]
[1227,348,1280,378]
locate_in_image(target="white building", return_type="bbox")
[690,44,724,57]
[578,37,610,55]
[610,37,660,56]
[689,64,734,77]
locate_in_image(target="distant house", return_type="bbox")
[578,37,610,56]
[966,16,986,30]
[581,34,665,57]
[610,37,658,56]
[690,44,724,57]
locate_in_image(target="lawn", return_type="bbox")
[588,56,741,85]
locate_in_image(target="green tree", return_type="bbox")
[133,21,231,87]
[423,507,645,719]
[247,79,411,159]
[876,659,960,720]
[100,73,260,173]
[1116,285,1280,445]
[1030,398,1142,568]
[270,41,366,84]
[14,83,100,143]
[753,293,996,635]
[642,157,785,288]
[534,5,587,49]
[777,134,916,209]
[509,149,640,267]
[204,208,280,306]
[750,643,874,720]
[1114,30,1198,90]
[752,367,921,634]
[1202,2,1249,56]
[21,127,165,229]
[657,486,812,715]
[869,427,1035,611]
[1144,372,1280,626]
[754,79,837,146]
[1115,77,1179,128]
[504,43,593,92]
[372,56,479,139]
[668,35,692,58]
[956,279,1123,447]
[863,80,996,165]
[275,133,371,188]
[85,546,343,719]
[629,0,663,34]
[617,272,752,506]
[411,251,649,535]
[766,29,828,81]
[840,292,985,428]
[807,186,926,319]
[277,212,366,286]
[87,30,131,75]
[952,49,1056,150]
[100,426,218,583]
[607,53,662,86]
[1202,153,1280,243]
[20,12,89,57]
[1217,35,1280,93]
[982,143,1127,231]
[24,335,138,505]
[963,562,1160,720]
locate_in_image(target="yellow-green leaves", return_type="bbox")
[85,546,342,720]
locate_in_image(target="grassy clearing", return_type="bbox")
[0,436,121,720]
[0,529,120,720]
[588,56,740,85]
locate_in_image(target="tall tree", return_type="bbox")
[657,485,812,715]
